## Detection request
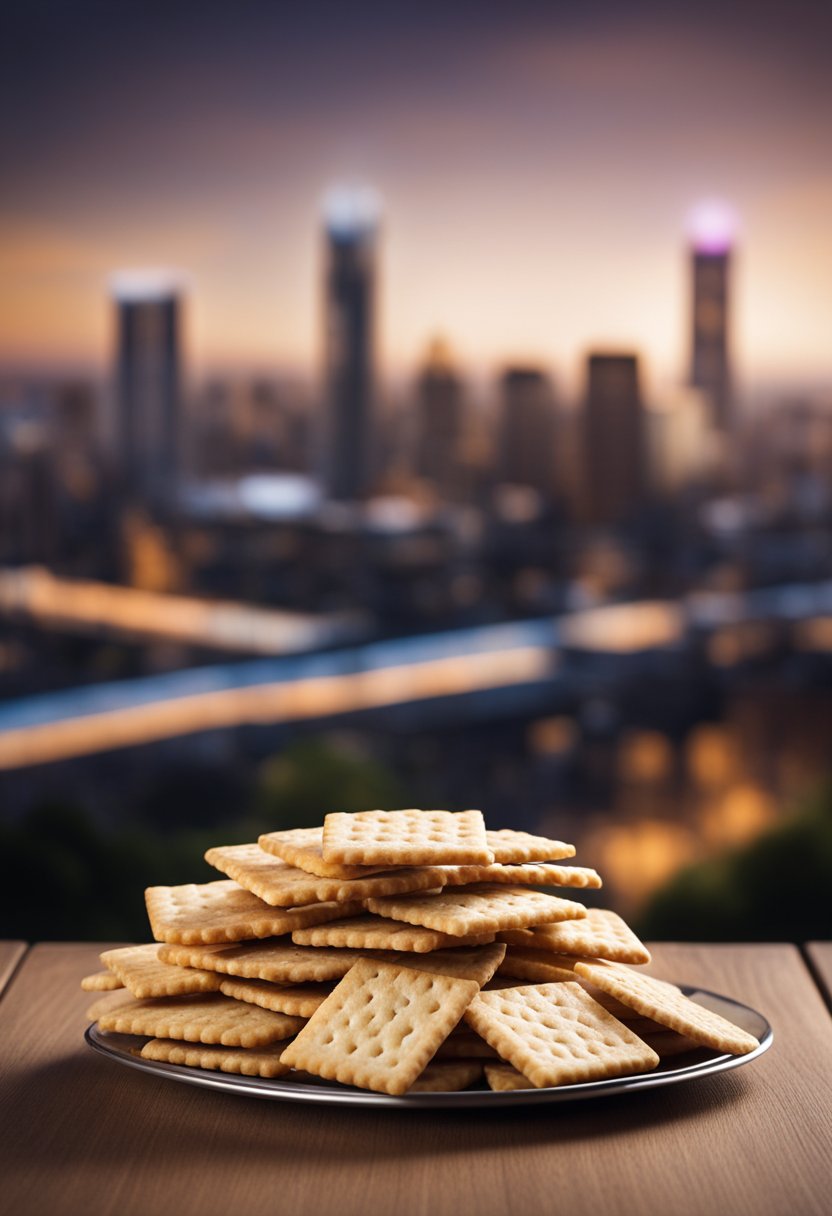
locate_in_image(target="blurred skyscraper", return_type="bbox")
[688,202,734,432]
[414,337,464,498]
[497,367,556,496]
[321,187,379,501]
[581,352,647,525]
[112,271,183,509]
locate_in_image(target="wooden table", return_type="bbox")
[2,942,831,1216]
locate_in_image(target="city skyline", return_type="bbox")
[2,4,832,391]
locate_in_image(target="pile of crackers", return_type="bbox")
[83,809,759,1096]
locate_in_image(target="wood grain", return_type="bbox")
[805,941,832,1010]
[0,940,26,998]
[1,942,830,1216]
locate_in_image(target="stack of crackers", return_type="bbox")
[83,809,759,1096]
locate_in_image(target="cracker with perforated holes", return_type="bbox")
[485,829,576,864]
[463,981,659,1087]
[158,940,371,983]
[322,809,493,867]
[280,958,480,1095]
[408,1060,483,1092]
[206,843,445,907]
[366,884,582,938]
[506,908,651,964]
[99,943,222,998]
[218,977,332,1017]
[81,970,123,992]
[145,880,358,945]
[440,861,601,890]
[98,993,304,1047]
[259,827,391,880]
[140,1037,293,1078]
[573,961,759,1054]
[292,913,494,953]
[392,942,506,987]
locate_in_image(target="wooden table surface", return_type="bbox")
[2,941,831,1216]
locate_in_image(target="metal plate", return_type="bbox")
[85,982,772,1109]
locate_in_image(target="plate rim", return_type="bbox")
[84,981,773,1109]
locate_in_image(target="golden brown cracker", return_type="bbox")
[258,827,390,879]
[99,943,222,998]
[218,976,331,1017]
[140,1037,292,1078]
[292,913,493,953]
[81,970,123,992]
[366,884,582,938]
[280,958,480,1095]
[322,809,493,867]
[573,961,760,1054]
[145,879,357,945]
[517,909,651,965]
[440,861,601,889]
[158,940,371,984]
[485,829,576,864]
[98,993,304,1047]
[463,981,660,1087]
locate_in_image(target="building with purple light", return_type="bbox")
[688,201,735,432]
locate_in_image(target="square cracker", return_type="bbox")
[322,809,493,867]
[573,961,760,1054]
[366,884,583,938]
[259,827,390,879]
[145,880,358,945]
[486,829,576,864]
[440,862,601,890]
[393,942,506,988]
[205,843,444,907]
[408,1061,483,1092]
[81,970,123,992]
[281,958,480,1096]
[218,977,332,1017]
[463,981,660,1087]
[98,993,304,1047]
[506,909,651,965]
[100,944,222,998]
[291,913,494,953]
[158,940,372,984]
[141,1038,292,1078]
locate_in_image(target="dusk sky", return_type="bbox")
[2,1,832,393]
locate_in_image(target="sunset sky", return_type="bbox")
[2,1,832,394]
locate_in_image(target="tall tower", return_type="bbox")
[498,367,556,496]
[581,352,646,525]
[322,187,379,501]
[688,201,735,432]
[112,270,183,509]
[414,337,464,498]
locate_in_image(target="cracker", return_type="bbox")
[510,909,652,965]
[145,880,357,945]
[322,809,493,867]
[280,958,480,1096]
[292,914,494,953]
[206,843,445,907]
[366,884,581,938]
[497,947,585,984]
[409,1061,483,1092]
[484,1062,534,1091]
[81,970,123,992]
[86,989,138,1021]
[486,829,576,864]
[219,977,332,1017]
[440,862,601,890]
[158,940,371,984]
[259,827,390,879]
[99,944,222,998]
[392,942,506,988]
[98,993,304,1047]
[463,981,660,1087]
[573,961,760,1054]
[641,1030,703,1058]
[140,1038,292,1078]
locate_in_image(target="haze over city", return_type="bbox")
[2,1,832,391]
